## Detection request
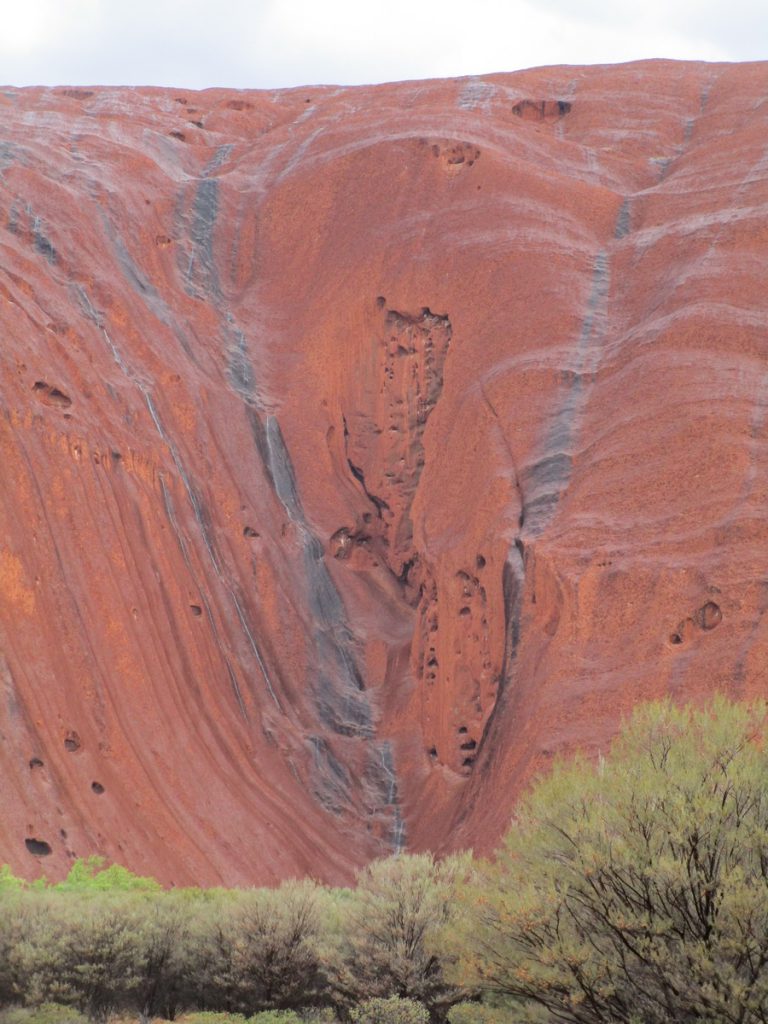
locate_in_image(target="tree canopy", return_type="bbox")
[452,697,768,1024]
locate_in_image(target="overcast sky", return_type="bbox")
[0,0,765,91]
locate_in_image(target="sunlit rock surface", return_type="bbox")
[0,60,766,883]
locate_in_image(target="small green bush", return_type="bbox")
[181,1014,247,1024]
[349,996,429,1024]
[0,1004,89,1024]
[247,1013,302,1024]
[447,1002,516,1024]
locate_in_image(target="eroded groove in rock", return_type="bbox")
[342,305,452,581]
[262,415,403,841]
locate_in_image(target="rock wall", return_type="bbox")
[0,60,766,883]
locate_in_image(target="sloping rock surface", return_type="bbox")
[0,60,766,883]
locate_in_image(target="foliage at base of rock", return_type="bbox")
[327,853,471,1017]
[451,698,768,1024]
[0,1004,89,1024]
[247,1012,303,1024]
[349,996,429,1024]
[447,1002,521,1024]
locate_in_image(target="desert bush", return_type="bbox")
[0,1004,89,1024]
[124,892,192,1020]
[349,996,429,1024]
[247,1012,303,1023]
[52,857,160,894]
[44,895,142,1021]
[328,854,470,1018]
[446,1002,521,1024]
[192,881,328,1014]
[452,698,768,1023]
[181,1014,247,1024]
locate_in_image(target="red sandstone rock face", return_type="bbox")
[0,60,766,884]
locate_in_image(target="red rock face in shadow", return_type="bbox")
[0,61,766,884]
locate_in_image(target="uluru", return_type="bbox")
[0,58,766,886]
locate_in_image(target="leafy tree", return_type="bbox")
[0,893,76,1008]
[126,892,192,1021]
[328,854,470,1019]
[193,881,328,1014]
[52,857,160,893]
[452,698,768,1024]
[43,895,142,1022]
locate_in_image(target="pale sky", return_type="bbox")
[0,0,765,90]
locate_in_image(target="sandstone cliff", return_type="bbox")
[0,60,765,884]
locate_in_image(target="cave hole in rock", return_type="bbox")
[512,99,572,120]
[428,746,438,758]
[460,739,477,751]
[457,725,468,734]
[462,757,476,768]
[28,757,44,769]
[91,782,104,795]
[170,130,186,141]
[111,450,122,462]
[64,731,81,753]
[426,657,438,668]
[60,829,67,839]
[32,381,72,408]
[190,604,202,616]
[243,526,259,538]
[669,633,683,645]
[25,838,51,857]
[697,601,722,631]
[476,555,486,569]
[459,606,471,616]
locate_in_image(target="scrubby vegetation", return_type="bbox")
[452,697,768,1023]
[0,853,468,1024]
[2,699,768,1023]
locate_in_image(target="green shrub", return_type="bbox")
[0,1004,89,1024]
[328,854,470,1016]
[453,697,768,1024]
[53,857,160,893]
[247,1012,302,1023]
[447,1002,517,1024]
[0,866,26,892]
[296,1010,337,1023]
[181,1013,247,1024]
[349,996,429,1024]
[192,881,327,1014]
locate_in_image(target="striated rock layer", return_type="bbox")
[0,60,767,884]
